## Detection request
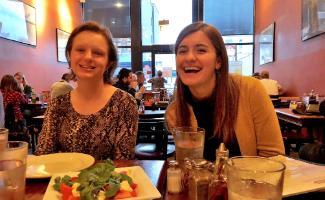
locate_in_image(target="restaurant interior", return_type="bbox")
[0,0,325,199]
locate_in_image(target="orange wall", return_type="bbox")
[0,0,82,94]
[254,0,325,96]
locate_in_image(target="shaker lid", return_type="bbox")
[168,160,179,167]
[191,159,209,168]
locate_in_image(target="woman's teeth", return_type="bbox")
[80,65,95,69]
[184,66,200,73]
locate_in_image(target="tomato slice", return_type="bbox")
[71,177,78,182]
[114,190,134,199]
[130,183,137,190]
[67,196,80,200]
[60,183,73,200]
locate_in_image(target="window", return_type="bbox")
[141,0,192,45]
[204,0,255,75]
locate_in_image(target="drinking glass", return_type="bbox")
[173,127,205,166]
[0,141,28,200]
[226,156,285,200]
[0,128,8,151]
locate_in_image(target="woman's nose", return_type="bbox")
[84,50,92,59]
[185,50,196,61]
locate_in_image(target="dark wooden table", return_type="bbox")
[275,108,325,143]
[25,160,167,200]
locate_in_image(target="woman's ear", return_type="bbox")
[215,60,221,70]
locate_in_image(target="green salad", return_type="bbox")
[53,160,137,200]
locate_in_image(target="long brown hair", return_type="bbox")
[65,21,118,84]
[0,74,23,94]
[174,22,240,143]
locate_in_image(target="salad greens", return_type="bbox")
[53,160,135,200]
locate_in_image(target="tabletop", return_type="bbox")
[139,109,166,119]
[275,108,325,126]
[25,160,167,200]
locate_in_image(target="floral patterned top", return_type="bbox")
[1,90,27,121]
[36,89,138,160]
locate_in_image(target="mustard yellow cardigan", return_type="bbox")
[165,75,285,157]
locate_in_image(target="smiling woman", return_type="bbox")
[165,22,285,161]
[36,22,138,160]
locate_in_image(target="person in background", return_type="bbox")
[260,70,283,97]
[252,72,261,79]
[50,73,74,99]
[0,75,28,124]
[136,71,146,89]
[36,21,138,160]
[0,92,4,128]
[135,71,146,99]
[14,72,32,99]
[113,68,137,97]
[148,70,167,90]
[165,22,284,161]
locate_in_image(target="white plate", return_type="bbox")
[26,153,95,179]
[43,166,161,200]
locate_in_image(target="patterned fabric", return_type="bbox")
[36,89,138,160]
[1,90,27,121]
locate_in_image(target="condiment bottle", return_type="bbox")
[181,157,192,192]
[188,159,212,200]
[138,100,145,114]
[208,143,229,200]
[167,160,182,194]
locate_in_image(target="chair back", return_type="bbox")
[135,118,174,160]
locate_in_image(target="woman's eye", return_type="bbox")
[197,48,207,53]
[76,48,85,52]
[93,51,104,56]
[177,49,187,54]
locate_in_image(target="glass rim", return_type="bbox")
[173,126,205,132]
[226,156,286,173]
[6,141,29,150]
[0,128,8,133]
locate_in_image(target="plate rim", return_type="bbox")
[26,152,95,179]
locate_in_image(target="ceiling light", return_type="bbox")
[115,2,123,8]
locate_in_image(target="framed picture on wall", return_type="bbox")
[259,22,275,65]
[301,0,325,41]
[0,0,36,46]
[56,28,70,63]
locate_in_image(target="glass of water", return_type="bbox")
[226,156,285,200]
[0,128,8,151]
[173,127,205,167]
[0,141,28,200]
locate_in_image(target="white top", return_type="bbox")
[50,80,74,99]
[260,79,280,96]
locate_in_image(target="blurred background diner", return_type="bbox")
[14,72,33,99]
[50,72,74,99]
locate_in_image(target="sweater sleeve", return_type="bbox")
[248,78,285,156]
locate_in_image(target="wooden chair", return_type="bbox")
[135,118,175,160]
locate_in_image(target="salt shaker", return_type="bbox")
[167,160,182,194]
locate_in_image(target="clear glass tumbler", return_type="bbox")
[226,156,285,200]
[0,141,28,200]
